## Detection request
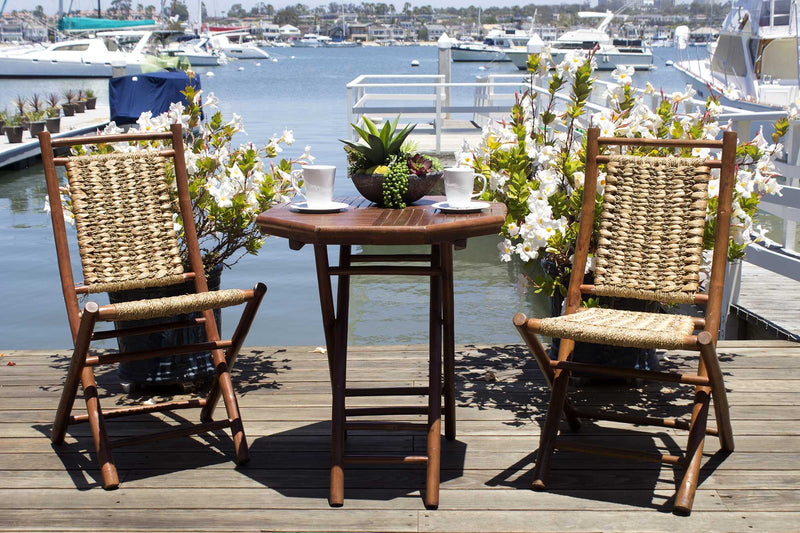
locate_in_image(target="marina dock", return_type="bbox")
[0,106,110,169]
[0,341,798,532]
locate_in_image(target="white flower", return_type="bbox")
[507,221,520,237]
[515,240,538,262]
[204,92,219,109]
[498,239,513,262]
[280,129,295,145]
[207,178,236,208]
[136,111,155,132]
[301,145,316,163]
[611,65,634,86]
[707,178,720,198]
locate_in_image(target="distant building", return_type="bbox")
[424,24,446,41]
[279,24,301,40]
[349,23,369,42]
[259,23,280,41]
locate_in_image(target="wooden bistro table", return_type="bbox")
[256,196,506,508]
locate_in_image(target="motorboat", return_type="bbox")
[293,34,332,48]
[452,27,543,62]
[506,11,654,71]
[159,37,222,67]
[451,41,510,62]
[673,0,799,110]
[208,31,269,60]
[0,31,158,78]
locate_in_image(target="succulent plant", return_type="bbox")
[407,153,432,176]
[340,115,415,171]
[46,93,60,109]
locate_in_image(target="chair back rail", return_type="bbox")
[567,127,737,344]
[39,124,215,341]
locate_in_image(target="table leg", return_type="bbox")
[440,243,456,440]
[426,245,443,509]
[329,245,352,507]
[314,245,336,387]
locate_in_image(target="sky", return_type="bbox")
[4,1,581,17]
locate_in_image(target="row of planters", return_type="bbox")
[0,89,97,144]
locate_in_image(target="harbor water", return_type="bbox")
[0,45,689,350]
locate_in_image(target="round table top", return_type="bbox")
[256,196,507,246]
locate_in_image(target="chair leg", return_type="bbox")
[698,332,734,452]
[425,245,443,509]
[513,315,582,432]
[532,365,571,490]
[82,367,119,490]
[52,303,97,444]
[674,385,711,515]
[210,350,249,465]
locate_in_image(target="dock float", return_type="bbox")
[0,106,110,169]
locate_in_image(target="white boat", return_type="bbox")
[160,37,222,67]
[293,34,332,48]
[673,0,799,110]
[506,11,654,71]
[0,31,157,78]
[451,41,510,62]
[208,31,269,60]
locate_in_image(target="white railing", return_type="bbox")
[346,72,800,282]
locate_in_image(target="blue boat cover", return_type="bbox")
[58,17,157,31]
[109,71,200,125]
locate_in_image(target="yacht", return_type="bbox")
[159,37,222,67]
[208,31,270,60]
[293,34,332,48]
[451,27,541,62]
[673,0,799,110]
[505,11,654,71]
[0,31,158,77]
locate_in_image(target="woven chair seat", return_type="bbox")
[109,288,248,321]
[537,307,697,350]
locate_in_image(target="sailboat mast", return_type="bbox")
[97,0,101,18]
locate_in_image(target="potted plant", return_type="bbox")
[341,115,442,208]
[26,109,47,137]
[84,88,97,110]
[45,93,61,133]
[0,109,7,133]
[3,113,23,143]
[13,95,28,128]
[51,84,309,386]
[74,90,86,113]
[62,90,76,117]
[463,51,789,370]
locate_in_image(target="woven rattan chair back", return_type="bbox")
[65,151,186,294]
[593,155,711,305]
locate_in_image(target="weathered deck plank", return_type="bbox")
[0,341,798,532]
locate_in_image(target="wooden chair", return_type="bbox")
[513,127,737,515]
[39,123,267,490]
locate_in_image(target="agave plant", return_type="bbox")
[340,115,415,171]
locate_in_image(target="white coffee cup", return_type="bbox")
[443,167,487,208]
[292,165,336,208]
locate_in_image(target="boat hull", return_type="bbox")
[451,47,509,62]
[506,49,653,71]
[0,56,142,78]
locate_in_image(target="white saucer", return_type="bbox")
[290,201,349,214]
[432,201,490,213]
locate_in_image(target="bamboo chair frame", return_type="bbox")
[513,127,738,515]
[39,123,267,490]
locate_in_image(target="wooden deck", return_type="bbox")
[734,262,800,340]
[0,106,110,169]
[1,340,798,532]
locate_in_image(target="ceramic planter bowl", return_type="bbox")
[351,171,442,206]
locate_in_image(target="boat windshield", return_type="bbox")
[52,42,90,51]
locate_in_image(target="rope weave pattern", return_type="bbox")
[593,155,710,305]
[65,151,185,294]
[111,288,248,321]
[538,307,697,350]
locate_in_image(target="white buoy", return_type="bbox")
[237,66,244,71]
[411,59,420,67]
[665,60,674,66]
[206,71,215,77]
[478,65,487,70]
[272,58,278,62]
[256,62,261,66]
[290,55,295,59]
